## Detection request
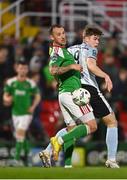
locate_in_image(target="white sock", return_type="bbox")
[58,136,64,145]
[45,128,67,154]
[56,128,67,137]
[45,143,52,154]
[106,127,118,161]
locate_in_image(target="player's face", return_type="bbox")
[51,27,67,46]
[86,35,100,48]
[16,64,29,77]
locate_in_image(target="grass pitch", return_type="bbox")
[0,167,127,179]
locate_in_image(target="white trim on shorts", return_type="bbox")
[98,91,112,113]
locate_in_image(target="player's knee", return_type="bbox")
[86,120,97,133]
[103,112,118,127]
[89,123,97,133]
[106,119,118,127]
[15,129,26,141]
[15,134,25,142]
[67,125,76,132]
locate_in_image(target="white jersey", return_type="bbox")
[68,43,99,90]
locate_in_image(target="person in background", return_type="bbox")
[3,60,41,166]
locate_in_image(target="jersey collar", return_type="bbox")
[51,44,65,48]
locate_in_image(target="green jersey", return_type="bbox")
[4,77,40,115]
[49,46,81,93]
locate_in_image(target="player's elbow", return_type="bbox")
[36,94,41,104]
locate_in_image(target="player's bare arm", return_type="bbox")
[3,92,13,106]
[87,58,113,92]
[49,64,82,75]
[28,93,41,113]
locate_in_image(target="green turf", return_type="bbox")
[0,167,127,179]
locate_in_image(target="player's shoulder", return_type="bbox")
[67,44,82,55]
[68,44,81,51]
[86,46,98,59]
[81,43,97,52]
[6,77,17,85]
[68,43,92,52]
[26,78,36,88]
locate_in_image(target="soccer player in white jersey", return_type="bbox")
[67,25,119,168]
[3,60,41,166]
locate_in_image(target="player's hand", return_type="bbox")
[3,95,13,106]
[70,64,83,72]
[104,75,113,92]
[28,106,35,114]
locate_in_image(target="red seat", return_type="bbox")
[40,100,61,137]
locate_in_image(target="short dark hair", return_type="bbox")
[49,24,64,35]
[83,25,103,37]
[16,60,28,66]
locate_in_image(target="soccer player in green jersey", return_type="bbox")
[3,60,41,166]
[39,25,97,168]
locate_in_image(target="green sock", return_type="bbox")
[23,139,30,155]
[23,139,30,166]
[64,140,74,166]
[15,141,23,160]
[62,125,88,143]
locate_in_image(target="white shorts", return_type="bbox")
[59,92,95,126]
[12,114,32,131]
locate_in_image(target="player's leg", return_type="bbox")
[51,92,96,162]
[58,94,96,143]
[50,93,78,165]
[14,130,24,162]
[62,103,97,168]
[39,127,68,167]
[62,106,97,168]
[64,139,75,168]
[95,93,119,168]
[22,115,32,166]
[82,85,119,168]
[12,115,32,166]
[102,112,119,168]
[45,128,68,154]
[12,116,24,164]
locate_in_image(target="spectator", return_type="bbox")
[119,46,127,69]
[112,68,127,140]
